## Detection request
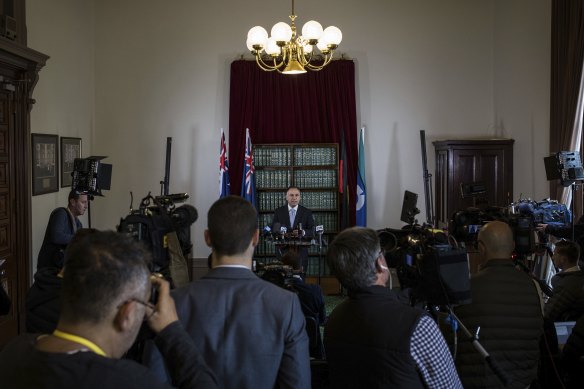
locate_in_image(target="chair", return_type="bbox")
[306,316,329,388]
[305,315,325,360]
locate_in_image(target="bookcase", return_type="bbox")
[254,143,340,277]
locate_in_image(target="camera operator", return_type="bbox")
[37,190,88,271]
[454,221,543,389]
[0,230,217,389]
[271,186,315,270]
[544,239,584,322]
[539,216,584,268]
[324,227,462,388]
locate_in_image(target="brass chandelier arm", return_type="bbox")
[254,55,279,72]
[303,52,334,71]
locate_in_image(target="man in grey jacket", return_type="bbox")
[147,195,310,389]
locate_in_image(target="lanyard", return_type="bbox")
[52,329,107,357]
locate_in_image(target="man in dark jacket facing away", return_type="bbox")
[545,239,584,322]
[324,227,462,388]
[455,221,543,388]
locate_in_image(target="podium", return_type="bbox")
[274,239,313,268]
[273,238,325,284]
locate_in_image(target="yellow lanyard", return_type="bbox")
[52,329,107,357]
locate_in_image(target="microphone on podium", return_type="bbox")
[262,225,272,239]
[315,225,324,247]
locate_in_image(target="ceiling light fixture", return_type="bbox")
[246,0,342,75]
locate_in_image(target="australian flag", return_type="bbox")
[356,128,367,226]
[240,128,256,207]
[219,129,230,198]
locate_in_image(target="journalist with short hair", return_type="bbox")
[146,195,310,388]
[324,227,462,388]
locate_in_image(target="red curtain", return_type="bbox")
[229,59,358,225]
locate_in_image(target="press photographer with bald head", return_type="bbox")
[454,221,543,389]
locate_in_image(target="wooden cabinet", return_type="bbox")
[433,139,514,226]
[254,143,339,276]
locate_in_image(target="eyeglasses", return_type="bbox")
[118,298,156,321]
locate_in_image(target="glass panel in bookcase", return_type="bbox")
[255,145,292,167]
[256,169,291,190]
[293,169,337,189]
[294,145,337,166]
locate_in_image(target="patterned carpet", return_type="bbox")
[324,295,346,317]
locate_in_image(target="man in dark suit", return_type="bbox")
[146,195,310,389]
[271,186,315,270]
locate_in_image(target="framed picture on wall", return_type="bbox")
[60,137,81,187]
[31,133,59,195]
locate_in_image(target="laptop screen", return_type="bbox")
[555,321,577,346]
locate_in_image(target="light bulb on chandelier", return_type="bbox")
[246,0,342,74]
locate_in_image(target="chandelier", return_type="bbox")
[246,0,342,74]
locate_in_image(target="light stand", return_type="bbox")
[71,156,112,228]
[571,183,577,241]
[420,130,435,226]
[86,194,94,228]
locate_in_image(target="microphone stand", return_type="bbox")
[317,231,323,286]
[447,307,512,387]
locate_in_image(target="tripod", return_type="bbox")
[447,307,512,387]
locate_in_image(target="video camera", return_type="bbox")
[378,191,471,306]
[449,198,571,256]
[118,192,198,274]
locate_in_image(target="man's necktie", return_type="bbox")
[289,208,296,227]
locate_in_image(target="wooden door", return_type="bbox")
[0,13,49,347]
[433,139,514,226]
[0,88,17,344]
